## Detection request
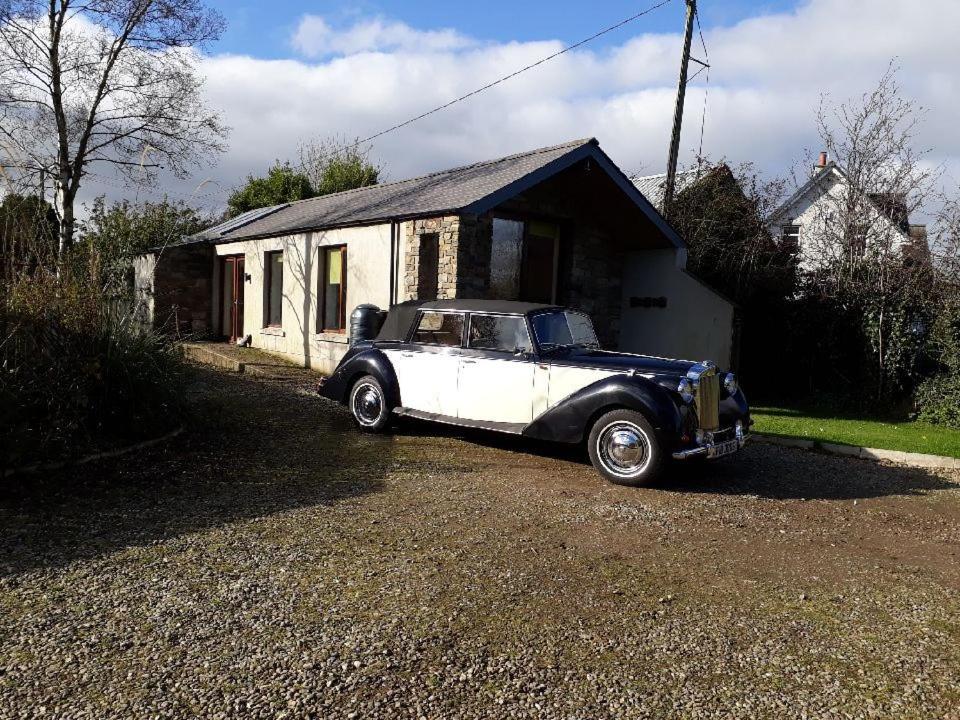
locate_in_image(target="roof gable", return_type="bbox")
[769,163,910,238]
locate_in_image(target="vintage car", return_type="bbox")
[318,299,750,485]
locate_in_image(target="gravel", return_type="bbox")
[2,358,959,718]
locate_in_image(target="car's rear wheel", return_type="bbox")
[349,375,391,432]
[587,409,663,486]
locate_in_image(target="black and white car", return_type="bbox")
[318,299,750,485]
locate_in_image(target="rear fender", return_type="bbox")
[522,375,682,444]
[319,347,401,408]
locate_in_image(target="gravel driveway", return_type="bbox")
[2,359,960,719]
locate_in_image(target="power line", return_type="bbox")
[82,0,677,206]
[354,0,675,148]
[694,9,710,159]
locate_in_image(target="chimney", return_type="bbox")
[817,151,828,168]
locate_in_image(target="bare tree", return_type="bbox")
[793,64,943,398]
[800,63,939,279]
[0,0,228,256]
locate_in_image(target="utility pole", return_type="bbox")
[662,0,697,219]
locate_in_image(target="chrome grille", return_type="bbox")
[693,367,720,431]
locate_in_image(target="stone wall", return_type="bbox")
[401,209,622,346]
[558,224,623,347]
[151,243,214,335]
[404,217,459,300]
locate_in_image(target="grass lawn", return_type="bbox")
[752,405,960,458]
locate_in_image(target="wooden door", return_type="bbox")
[222,256,245,341]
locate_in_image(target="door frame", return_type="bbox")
[220,254,245,342]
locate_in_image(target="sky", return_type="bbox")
[78,0,960,215]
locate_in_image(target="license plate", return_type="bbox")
[707,439,739,459]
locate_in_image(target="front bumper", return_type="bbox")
[672,423,749,460]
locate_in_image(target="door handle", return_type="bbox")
[462,359,477,364]
[401,352,414,357]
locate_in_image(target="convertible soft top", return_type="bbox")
[419,299,560,315]
[375,299,563,342]
[375,300,425,342]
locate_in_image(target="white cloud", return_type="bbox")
[291,15,474,57]
[77,0,960,214]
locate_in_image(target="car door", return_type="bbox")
[382,310,463,417]
[458,313,536,425]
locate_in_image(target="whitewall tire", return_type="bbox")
[349,375,391,433]
[587,409,663,486]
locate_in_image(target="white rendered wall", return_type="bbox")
[619,249,735,367]
[212,223,396,374]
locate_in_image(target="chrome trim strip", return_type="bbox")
[393,407,526,435]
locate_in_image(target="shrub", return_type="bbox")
[1,266,185,470]
[914,298,960,428]
[915,372,960,428]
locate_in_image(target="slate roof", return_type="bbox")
[631,169,703,212]
[193,138,606,244]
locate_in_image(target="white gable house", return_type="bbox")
[768,152,927,269]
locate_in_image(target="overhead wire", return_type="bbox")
[81,0,679,205]
[694,8,711,160]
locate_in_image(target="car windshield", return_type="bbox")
[531,311,599,351]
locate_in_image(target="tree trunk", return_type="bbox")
[58,191,75,259]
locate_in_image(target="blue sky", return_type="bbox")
[207,0,803,59]
[75,0,959,212]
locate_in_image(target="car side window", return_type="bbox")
[412,311,464,347]
[468,314,532,353]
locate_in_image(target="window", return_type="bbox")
[468,314,532,353]
[489,217,559,303]
[265,251,283,327]
[412,311,464,347]
[531,311,599,350]
[781,224,800,254]
[319,245,347,332]
[417,233,439,301]
[490,219,524,299]
[520,220,559,304]
[848,224,867,258]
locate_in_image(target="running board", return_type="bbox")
[392,407,525,435]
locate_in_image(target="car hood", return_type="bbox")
[546,348,704,376]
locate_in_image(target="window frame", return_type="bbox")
[781,224,801,253]
[264,250,284,328]
[318,244,348,334]
[466,312,533,355]
[408,310,466,348]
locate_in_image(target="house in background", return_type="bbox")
[135,138,736,374]
[767,151,930,267]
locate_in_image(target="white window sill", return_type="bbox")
[313,332,349,344]
[260,326,285,337]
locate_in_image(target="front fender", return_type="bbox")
[522,375,682,444]
[319,347,401,408]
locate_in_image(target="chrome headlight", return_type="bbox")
[723,373,737,394]
[677,378,694,404]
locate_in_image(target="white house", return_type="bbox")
[135,138,737,374]
[767,152,928,268]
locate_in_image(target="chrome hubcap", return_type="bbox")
[353,383,382,425]
[598,422,650,477]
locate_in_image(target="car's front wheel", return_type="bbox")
[349,375,391,432]
[587,409,663,486]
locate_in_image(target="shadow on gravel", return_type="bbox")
[656,443,957,500]
[0,368,394,577]
[393,421,955,501]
